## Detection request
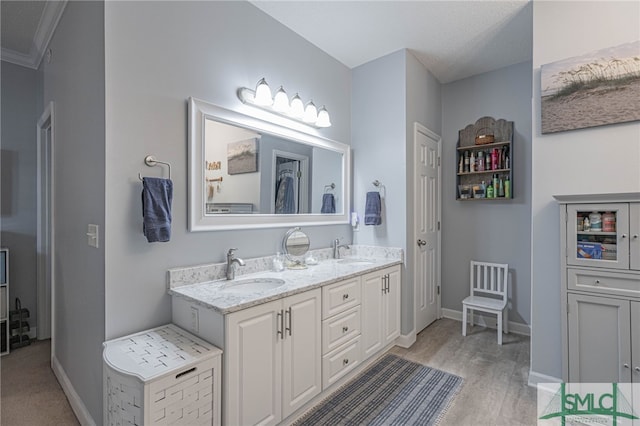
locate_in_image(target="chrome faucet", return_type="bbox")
[226,248,246,280]
[332,238,350,259]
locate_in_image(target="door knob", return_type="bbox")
[417,239,426,247]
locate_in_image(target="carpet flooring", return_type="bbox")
[295,354,462,425]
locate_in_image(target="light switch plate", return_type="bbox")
[87,224,99,248]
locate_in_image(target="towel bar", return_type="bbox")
[138,155,171,180]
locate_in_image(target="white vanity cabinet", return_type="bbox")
[225,289,321,426]
[556,194,640,385]
[361,265,401,361]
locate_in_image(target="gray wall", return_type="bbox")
[41,1,106,421]
[531,0,640,381]
[352,49,442,335]
[441,61,533,325]
[0,61,39,327]
[104,1,352,343]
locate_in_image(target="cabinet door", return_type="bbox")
[631,203,640,271]
[383,266,401,345]
[567,293,632,383]
[226,300,282,426]
[361,271,383,361]
[282,289,321,419]
[567,203,630,270]
[633,302,640,382]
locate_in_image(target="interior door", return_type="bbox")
[414,124,441,333]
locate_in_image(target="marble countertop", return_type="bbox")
[168,256,402,315]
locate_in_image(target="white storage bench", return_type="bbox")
[103,324,222,426]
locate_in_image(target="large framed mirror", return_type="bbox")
[188,97,351,231]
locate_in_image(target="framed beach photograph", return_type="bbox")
[227,138,259,174]
[541,40,640,134]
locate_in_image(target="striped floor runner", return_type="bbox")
[294,354,463,425]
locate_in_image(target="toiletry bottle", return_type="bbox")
[458,156,464,174]
[487,184,494,199]
[273,252,284,272]
[493,173,499,196]
[464,151,470,173]
[470,151,476,172]
[583,217,590,231]
[477,151,485,171]
[504,177,511,198]
[498,178,505,197]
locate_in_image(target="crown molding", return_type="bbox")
[1,0,67,70]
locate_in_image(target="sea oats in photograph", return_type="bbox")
[541,40,640,134]
[227,138,258,174]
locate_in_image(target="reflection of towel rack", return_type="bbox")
[206,177,224,182]
[324,183,335,193]
[138,155,171,181]
[279,169,294,177]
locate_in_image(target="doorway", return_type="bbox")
[36,102,54,349]
[413,123,441,334]
[271,150,309,214]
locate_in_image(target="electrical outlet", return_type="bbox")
[190,306,199,333]
[87,224,99,248]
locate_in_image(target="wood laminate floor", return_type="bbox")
[391,318,537,425]
[0,319,535,425]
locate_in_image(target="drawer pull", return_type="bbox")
[175,367,196,379]
[343,358,349,365]
[342,326,349,333]
[343,294,349,300]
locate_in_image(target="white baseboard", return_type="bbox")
[52,355,96,426]
[441,308,531,336]
[527,369,562,389]
[395,329,416,348]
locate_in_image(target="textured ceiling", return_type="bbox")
[1,1,46,54]
[251,0,533,83]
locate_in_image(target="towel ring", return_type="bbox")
[138,155,171,181]
[324,183,335,193]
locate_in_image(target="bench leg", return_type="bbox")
[497,311,503,345]
[469,309,474,327]
[462,306,467,336]
[504,308,509,335]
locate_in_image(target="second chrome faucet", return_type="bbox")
[332,238,350,259]
[226,248,245,280]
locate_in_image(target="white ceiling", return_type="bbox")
[1,1,532,83]
[251,0,533,83]
[1,0,66,69]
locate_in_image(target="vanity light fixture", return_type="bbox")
[237,78,332,128]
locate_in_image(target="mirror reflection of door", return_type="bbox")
[273,152,309,214]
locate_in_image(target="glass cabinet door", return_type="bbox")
[567,203,629,270]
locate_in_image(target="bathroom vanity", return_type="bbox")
[169,247,402,425]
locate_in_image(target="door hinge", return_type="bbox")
[566,302,570,314]
[296,170,302,178]
[437,221,441,231]
[437,285,440,295]
[437,157,441,167]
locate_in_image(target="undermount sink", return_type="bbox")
[337,258,376,265]
[220,278,286,293]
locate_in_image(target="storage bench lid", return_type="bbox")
[103,324,221,382]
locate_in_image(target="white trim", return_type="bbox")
[52,355,96,426]
[442,308,531,336]
[527,369,562,389]
[37,102,54,342]
[395,330,417,348]
[0,1,67,69]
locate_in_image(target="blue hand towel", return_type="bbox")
[275,176,296,214]
[321,193,336,214]
[142,177,173,242]
[364,191,382,225]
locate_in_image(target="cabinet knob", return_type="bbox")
[343,358,349,365]
[595,280,600,285]
[343,294,349,300]
[621,234,627,239]
[624,363,630,369]
[633,234,639,239]
[635,367,640,373]
[342,326,349,333]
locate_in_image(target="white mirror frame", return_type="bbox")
[188,97,351,231]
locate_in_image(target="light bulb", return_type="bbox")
[316,106,331,127]
[303,100,318,123]
[254,78,273,106]
[290,93,304,118]
[273,86,289,113]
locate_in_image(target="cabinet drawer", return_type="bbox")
[568,268,640,298]
[322,306,360,355]
[322,277,361,319]
[322,337,361,390]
